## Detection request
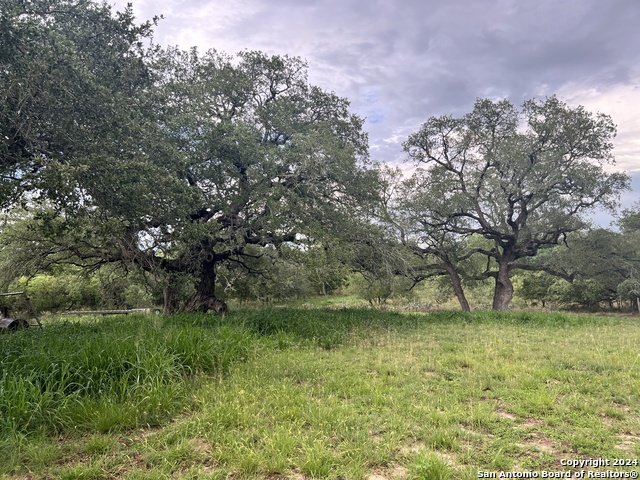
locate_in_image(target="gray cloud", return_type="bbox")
[114,0,640,182]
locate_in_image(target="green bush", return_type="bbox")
[349,272,414,305]
[12,273,102,313]
[6,266,155,313]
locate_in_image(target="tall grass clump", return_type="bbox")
[0,314,258,437]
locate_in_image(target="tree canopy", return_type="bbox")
[0,0,158,209]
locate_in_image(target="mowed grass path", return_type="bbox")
[1,309,639,479]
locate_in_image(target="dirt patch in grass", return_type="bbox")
[399,441,457,462]
[460,425,493,441]
[368,430,386,443]
[189,437,212,455]
[286,469,310,480]
[520,417,544,428]
[496,409,516,421]
[521,432,555,453]
[400,440,426,456]
[118,425,163,446]
[496,401,517,421]
[616,434,640,454]
[110,452,151,478]
[368,464,409,480]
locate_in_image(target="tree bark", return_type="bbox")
[492,258,514,311]
[183,258,228,314]
[444,264,471,312]
[163,285,179,314]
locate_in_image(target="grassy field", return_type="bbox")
[1,308,639,479]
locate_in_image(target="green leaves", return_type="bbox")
[0,0,158,208]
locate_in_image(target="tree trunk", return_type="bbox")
[163,285,179,314]
[444,265,471,312]
[492,259,514,311]
[183,258,228,314]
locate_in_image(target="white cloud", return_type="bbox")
[556,78,640,172]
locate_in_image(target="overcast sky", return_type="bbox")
[113,0,640,222]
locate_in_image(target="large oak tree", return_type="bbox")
[1,12,378,312]
[402,97,629,310]
[128,49,377,312]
